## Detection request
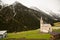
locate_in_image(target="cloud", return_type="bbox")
[2,0,16,5]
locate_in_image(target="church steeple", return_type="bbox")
[40,17,43,27]
[40,17,43,24]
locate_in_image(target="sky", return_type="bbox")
[1,0,60,14]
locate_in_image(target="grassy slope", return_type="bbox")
[7,29,50,39]
[54,22,60,27]
[52,22,60,32]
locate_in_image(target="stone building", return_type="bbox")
[40,17,52,33]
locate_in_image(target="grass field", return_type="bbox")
[4,29,50,40]
[2,29,60,40]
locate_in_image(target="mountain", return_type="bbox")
[0,1,60,32]
[30,7,60,21]
[0,1,40,32]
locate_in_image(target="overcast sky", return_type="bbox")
[2,0,60,14]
